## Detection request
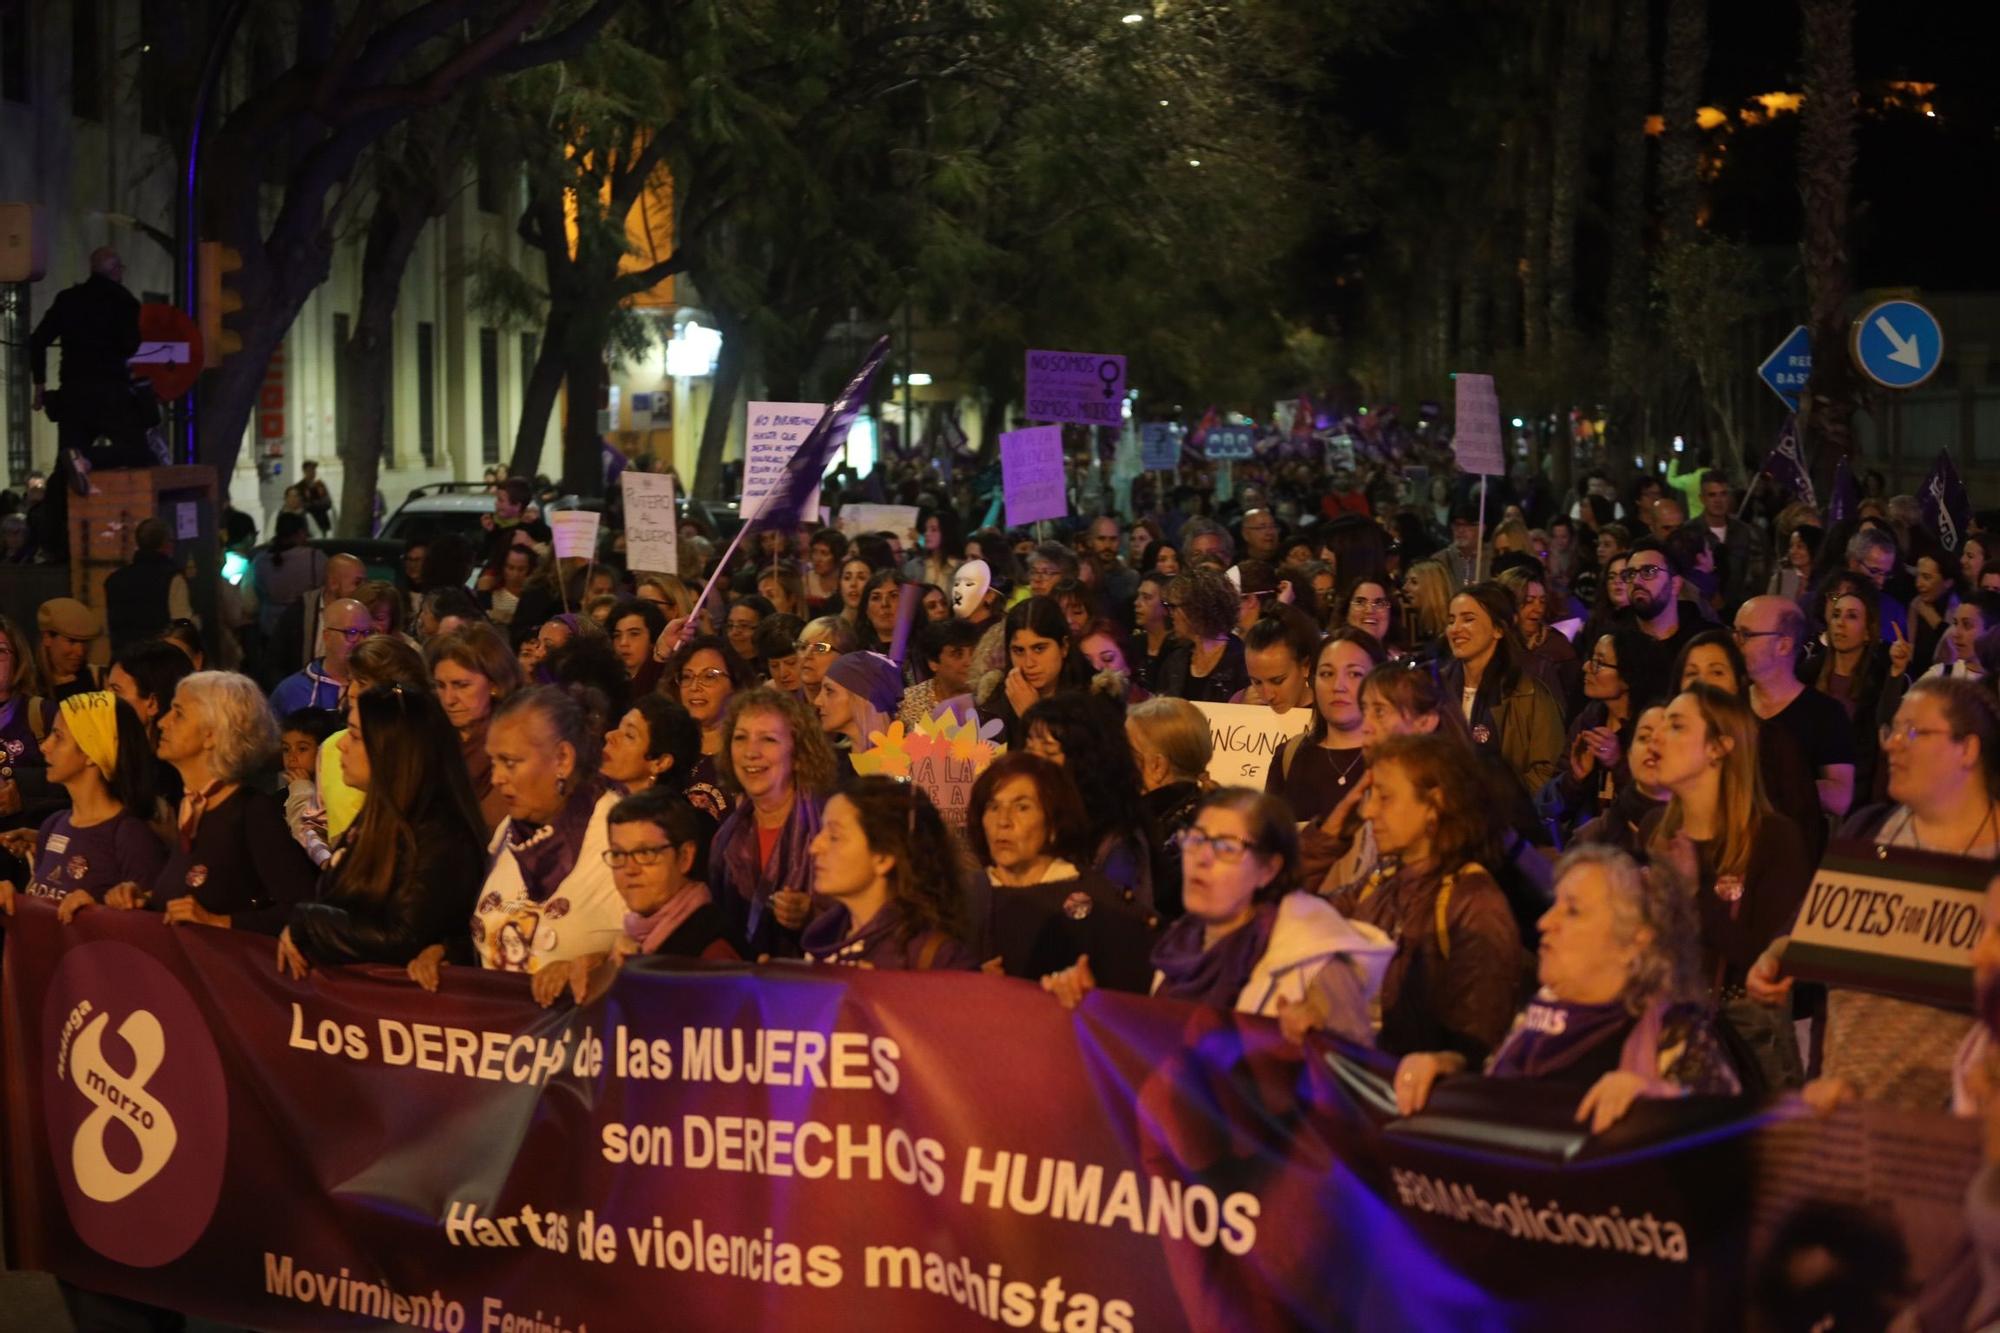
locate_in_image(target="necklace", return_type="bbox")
[1325,746,1366,787]
[1894,802,2000,857]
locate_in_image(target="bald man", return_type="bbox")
[274,551,368,681]
[270,598,372,715]
[28,246,144,560]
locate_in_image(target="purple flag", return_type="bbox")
[1757,416,1816,508]
[1921,449,1972,553]
[751,335,892,531]
[1826,456,1859,525]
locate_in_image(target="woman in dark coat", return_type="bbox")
[278,686,487,973]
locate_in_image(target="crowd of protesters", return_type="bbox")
[6,433,2000,1293]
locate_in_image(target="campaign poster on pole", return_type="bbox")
[743,402,828,521]
[550,509,602,561]
[1000,425,1068,527]
[1025,350,1126,428]
[622,471,679,575]
[1452,374,1505,476]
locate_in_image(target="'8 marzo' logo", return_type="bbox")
[43,941,228,1267]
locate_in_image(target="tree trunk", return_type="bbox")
[1605,0,1653,453]
[1798,0,1856,468]
[1546,2,1590,359]
[560,334,609,498]
[336,200,431,536]
[509,311,571,482]
[1659,0,1707,244]
[1520,117,1552,362]
[694,321,748,501]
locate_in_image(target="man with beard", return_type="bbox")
[1619,538,1706,701]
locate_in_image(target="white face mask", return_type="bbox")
[952,560,991,619]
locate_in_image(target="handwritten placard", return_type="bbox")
[1000,425,1067,527]
[743,401,827,521]
[1452,373,1505,476]
[550,509,602,562]
[1140,423,1178,471]
[1192,701,1312,789]
[838,503,920,542]
[1783,839,1993,1010]
[622,471,678,574]
[851,706,1006,831]
[1025,349,1126,427]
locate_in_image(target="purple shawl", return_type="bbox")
[1150,904,1278,1010]
[713,790,824,938]
[504,775,608,902]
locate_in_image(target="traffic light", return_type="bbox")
[197,241,244,368]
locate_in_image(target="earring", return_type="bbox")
[556,774,569,796]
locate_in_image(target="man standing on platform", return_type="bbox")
[28,247,146,561]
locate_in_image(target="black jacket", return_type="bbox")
[971,868,1157,994]
[29,273,139,389]
[288,810,487,965]
[152,786,317,935]
[103,550,181,653]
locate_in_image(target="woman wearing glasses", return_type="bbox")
[1341,576,1399,652]
[1043,787,1393,1027]
[408,685,626,990]
[526,790,745,1006]
[1751,678,2000,1110]
[965,752,1151,988]
[1154,569,1250,705]
[1549,628,1643,831]
[661,634,749,798]
[277,686,485,975]
[794,615,858,699]
[1635,683,1812,1090]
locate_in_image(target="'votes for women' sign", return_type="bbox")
[1193,701,1312,789]
[1000,425,1067,527]
[1025,349,1126,427]
[1783,838,1992,1009]
[5,903,1994,1332]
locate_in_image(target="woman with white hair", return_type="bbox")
[106,671,316,933]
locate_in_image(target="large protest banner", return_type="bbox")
[4,903,1987,1331]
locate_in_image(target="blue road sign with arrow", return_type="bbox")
[1757,325,1812,411]
[1852,299,1944,390]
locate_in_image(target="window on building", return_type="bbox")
[0,6,28,104]
[479,327,500,465]
[417,322,437,467]
[71,0,100,122]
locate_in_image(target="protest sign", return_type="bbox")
[1139,423,1178,471]
[549,509,601,562]
[622,472,679,575]
[838,503,920,542]
[743,402,828,520]
[1192,701,1312,788]
[1324,434,1357,471]
[1452,373,1505,476]
[1920,449,1971,554]
[1782,839,1990,1009]
[1000,425,1067,527]
[1024,349,1126,427]
[1204,425,1255,461]
[5,904,1991,1331]
[851,706,1005,830]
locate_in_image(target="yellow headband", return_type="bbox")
[60,691,119,781]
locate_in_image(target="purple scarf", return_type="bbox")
[1486,993,1636,1079]
[715,790,824,937]
[505,776,608,902]
[1150,904,1277,1010]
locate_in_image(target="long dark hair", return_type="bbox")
[992,596,1092,694]
[837,776,967,947]
[1021,692,1153,857]
[1452,581,1530,712]
[103,696,160,821]
[340,686,483,900]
